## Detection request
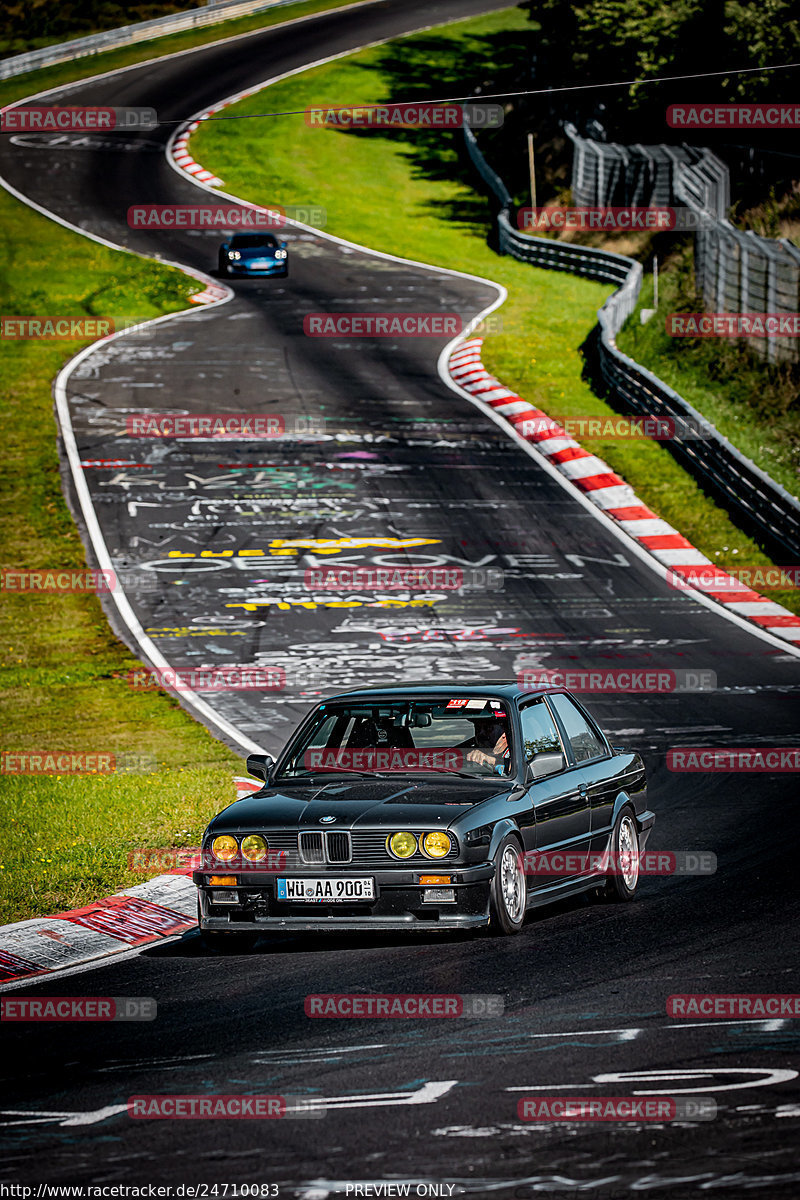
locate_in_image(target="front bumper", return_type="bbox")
[194,863,493,932]
[224,262,287,276]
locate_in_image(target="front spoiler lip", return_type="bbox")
[201,913,489,932]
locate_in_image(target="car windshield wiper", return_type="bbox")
[280,768,388,779]
[396,767,492,779]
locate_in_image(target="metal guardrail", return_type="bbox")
[566,123,800,365]
[0,0,299,81]
[462,121,800,560]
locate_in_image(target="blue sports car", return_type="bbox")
[218,232,288,277]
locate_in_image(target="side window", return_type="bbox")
[520,698,563,762]
[549,694,607,764]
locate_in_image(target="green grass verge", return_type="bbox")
[191,6,800,618]
[0,181,241,925]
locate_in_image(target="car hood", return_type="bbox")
[209,777,512,831]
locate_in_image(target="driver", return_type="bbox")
[463,714,511,773]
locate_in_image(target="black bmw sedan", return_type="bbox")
[194,683,654,943]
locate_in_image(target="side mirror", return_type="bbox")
[245,753,275,784]
[280,241,287,249]
[528,751,565,781]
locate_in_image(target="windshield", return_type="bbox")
[230,234,278,249]
[277,697,514,779]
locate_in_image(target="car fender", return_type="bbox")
[610,791,656,848]
[487,817,523,864]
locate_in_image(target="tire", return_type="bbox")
[217,255,228,276]
[602,808,641,902]
[488,833,527,935]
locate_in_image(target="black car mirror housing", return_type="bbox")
[245,752,275,784]
[528,751,565,781]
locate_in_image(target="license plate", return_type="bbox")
[277,877,375,903]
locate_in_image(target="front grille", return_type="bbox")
[325,831,351,863]
[299,832,325,863]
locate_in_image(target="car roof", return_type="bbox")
[320,681,566,705]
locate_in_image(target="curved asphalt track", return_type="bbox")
[1,1,799,1193]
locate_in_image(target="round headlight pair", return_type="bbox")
[387,831,451,859]
[211,834,268,862]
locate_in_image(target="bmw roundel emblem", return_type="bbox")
[320,815,336,823]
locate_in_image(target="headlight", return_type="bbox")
[240,834,268,861]
[388,831,417,859]
[212,834,238,861]
[423,831,451,859]
[274,249,287,259]
[228,250,241,260]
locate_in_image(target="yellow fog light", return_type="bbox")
[423,831,451,859]
[212,834,238,862]
[241,834,268,861]
[388,831,417,859]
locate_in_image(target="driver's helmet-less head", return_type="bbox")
[471,715,508,749]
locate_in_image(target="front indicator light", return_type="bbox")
[419,875,451,885]
[241,834,268,861]
[423,831,451,859]
[208,875,237,885]
[212,835,238,862]
[388,831,417,859]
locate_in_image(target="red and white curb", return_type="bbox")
[0,777,262,987]
[172,119,224,187]
[449,339,800,645]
